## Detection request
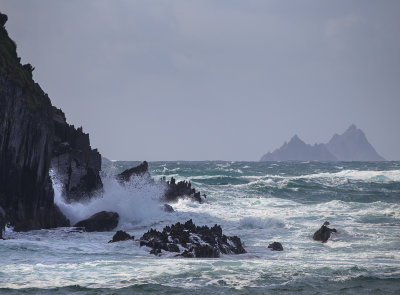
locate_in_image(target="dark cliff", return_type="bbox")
[0,12,102,231]
[51,106,102,202]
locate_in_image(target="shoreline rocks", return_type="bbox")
[109,230,134,243]
[139,219,246,258]
[313,221,337,243]
[74,211,119,232]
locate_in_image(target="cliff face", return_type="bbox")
[51,107,102,202]
[0,12,102,231]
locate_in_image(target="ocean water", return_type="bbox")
[1,161,400,294]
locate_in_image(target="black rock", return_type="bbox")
[140,219,246,258]
[0,206,5,239]
[117,161,149,183]
[268,242,283,251]
[162,177,203,203]
[0,12,102,231]
[109,230,134,243]
[74,211,119,232]
[313,221,337,243]
[163,204,174,213]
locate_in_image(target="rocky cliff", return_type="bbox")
[0,12,102,231]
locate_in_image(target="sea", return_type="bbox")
[1,161,399,294]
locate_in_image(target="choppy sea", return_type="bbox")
[1,161,399,294]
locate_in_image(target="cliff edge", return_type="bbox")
[0,12,102,231]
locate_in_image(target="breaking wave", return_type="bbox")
[50,169,166,227]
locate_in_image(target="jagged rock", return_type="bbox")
[74,211,119,232]
[162,177,202,203]
[0,13,70,231]
[163,204,174,212]
[313,221,337,243]
[117,161,149,182]
[108,230,134,243]
[51,107,103,202]
[0,12,102,230]
[268,242,283,251]
[139,219,246,258]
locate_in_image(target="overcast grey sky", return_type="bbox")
[1,0,399,160]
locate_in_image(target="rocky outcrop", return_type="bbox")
[139,219,246,258]
[51,106,102,202]
[0,13,69,231]
[74,211,119,232]
[163,204,174,212]
[0,12,103,230]
[162,177,202,203]
[108,230,134,243]
[118,163,203,203]
[313,221,337,243]
[116,161,149,182]
[268,242,283,251]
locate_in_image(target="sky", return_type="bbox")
[1,0,399,161]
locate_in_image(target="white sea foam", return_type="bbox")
[50,169,166,227]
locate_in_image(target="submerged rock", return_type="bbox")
[313,221,337,243]
[109,230,134,243]
[139,219,246,258]
[74,211,119,232]
[268,242,283,251]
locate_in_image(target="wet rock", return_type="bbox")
[313,221,337,243]
[117,161,149,183]
[268,242,283,251]
[74,211,119,232]
[163,204,174,213]
[51,107,103,202]
[140,219,246,258]
[109,230,134,243]
[162,177,203,203]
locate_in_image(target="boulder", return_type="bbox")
[163,204,174,213]
[268,242,283,251]
[108,230,134,243]
[313,221,337,243]
[74,211,119,232]
[140,219,246,258]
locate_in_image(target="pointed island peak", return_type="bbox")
[261,125,385,162]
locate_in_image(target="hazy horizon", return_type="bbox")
[1,0,399,161]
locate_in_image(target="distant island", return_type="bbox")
[260,124,385,162]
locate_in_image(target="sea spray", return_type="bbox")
[50,169,166,227]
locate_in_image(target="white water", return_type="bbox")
[50,169,166,226]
